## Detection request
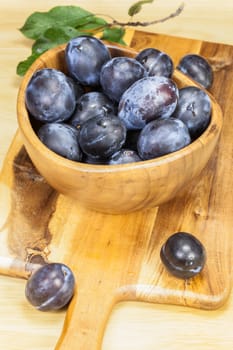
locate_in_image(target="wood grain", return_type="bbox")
[0,29,233,350]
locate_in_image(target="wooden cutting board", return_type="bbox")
[0,30,233,350]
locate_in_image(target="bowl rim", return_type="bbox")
[17,43,223,174]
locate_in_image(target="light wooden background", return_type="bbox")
[1,1,233,349]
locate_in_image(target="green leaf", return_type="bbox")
[32,27,85,55]
[19,6,94,39]
[49,6,93,28]
[49,26,85,40]
[19,12,54,40]
[128,0,154,17]
[75,17,107,31]
[101,27,126,44]
[16,53,41,76]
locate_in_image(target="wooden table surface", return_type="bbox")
[1,1,233,349]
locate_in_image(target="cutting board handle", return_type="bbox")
[55,282,118,350]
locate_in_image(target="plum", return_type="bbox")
[177,54,213,89]
[135,48,174,78]
[108,148,141,165]
[25,68,77,123]
[118,76,179,130]
[172,86,211,140]
[38,122,82,161]
[137,118,191,160]
[65,35,111,87]
[100,56,147,102]
[160,232,206,279]
[69,91,117,130]
[25,263,75,311]
[79,114,126,158]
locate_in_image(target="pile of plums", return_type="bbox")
[25,36,213,166]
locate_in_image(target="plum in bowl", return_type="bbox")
[17,40,222,214]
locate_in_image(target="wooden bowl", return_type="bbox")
[17,42,222,214]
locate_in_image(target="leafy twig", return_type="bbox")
[16,2,184,76]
